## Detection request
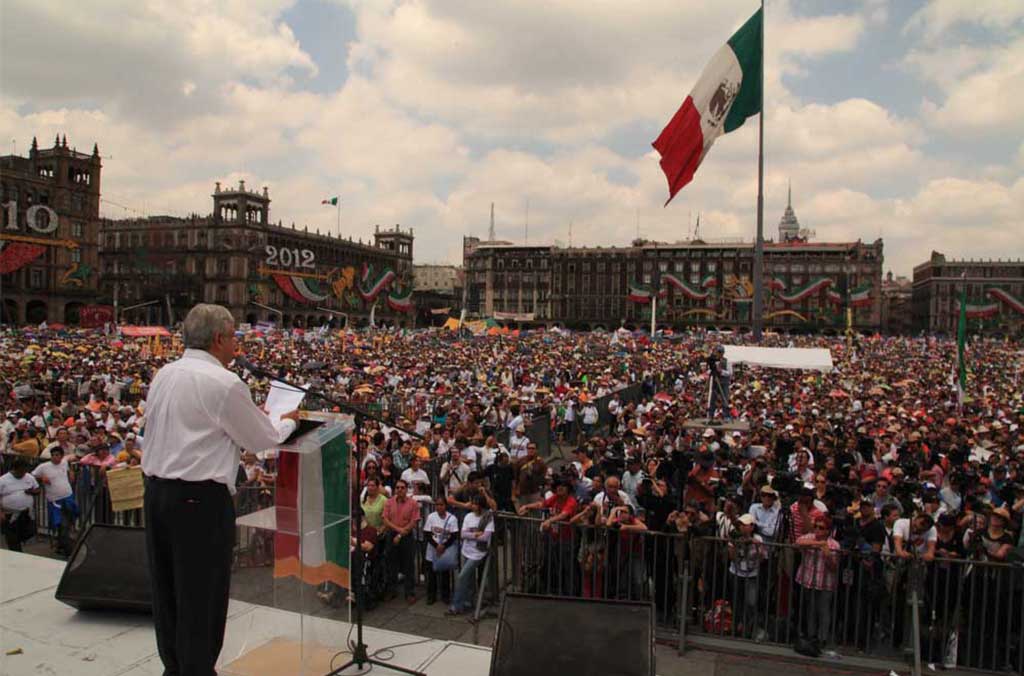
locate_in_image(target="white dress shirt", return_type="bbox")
[141,349,296,493]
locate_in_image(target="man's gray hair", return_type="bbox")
[182,304,235,349]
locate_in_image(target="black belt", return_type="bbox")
[144,475,225,489]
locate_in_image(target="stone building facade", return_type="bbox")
[463,200,883,332]
[880,271,913,335]
[99,182,414,327]
[0,135,102,324]
[912,251,1024,335]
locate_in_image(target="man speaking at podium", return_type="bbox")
[141,304,299,676]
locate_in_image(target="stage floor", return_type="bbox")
[0,549,492,676]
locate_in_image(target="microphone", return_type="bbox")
[234,355,273,379]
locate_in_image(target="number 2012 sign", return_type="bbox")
[265,245,315,269]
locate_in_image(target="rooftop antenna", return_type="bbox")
[688,210,693,240]
[569,220,573,247]
[524,198,529,244]
[694,212,701,240]
[635,208,640,241]
[488,202,496,241]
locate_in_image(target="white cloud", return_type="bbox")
[0,0,1019,281]
[904,0,1024,43]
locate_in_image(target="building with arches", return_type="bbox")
[463,195,884,332]
[98,183,415,328]
[0,135,102,325]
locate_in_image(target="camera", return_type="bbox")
[997,482,1023,505]
[770,471,804,497]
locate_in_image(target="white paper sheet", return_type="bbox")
[265,380,305,422]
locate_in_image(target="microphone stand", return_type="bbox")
[238,361,426,676]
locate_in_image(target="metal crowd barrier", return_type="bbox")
[490,513,1024,675]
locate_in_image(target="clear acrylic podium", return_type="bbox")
[220,414,353,676]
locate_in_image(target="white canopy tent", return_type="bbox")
[723,346,834,373]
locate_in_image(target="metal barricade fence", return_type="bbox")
[489,513,1024,675]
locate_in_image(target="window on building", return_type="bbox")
[71,222,83,237]
[217,285,228,303]
[674,261,685,272]
[71,248,81,263]
[29,268,46,289]
[658,261,668,272]
[707,261,717,273]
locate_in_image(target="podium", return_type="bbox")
[220,414,353,676]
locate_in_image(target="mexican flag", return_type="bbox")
[321,196,339,206]
[627,283,665,304]
[653,9,762,204]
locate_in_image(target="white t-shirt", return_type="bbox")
[400,468,430,488]
[423,511,459,562]
[0,472,39,513]
[461,446,480,471]
[442,461,471,494]
[582,405,599,425]
[509,434,530,459]
[460,511,495,561]
[32,460,73,502]
[893,518,936,555]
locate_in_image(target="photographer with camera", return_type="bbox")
[962,506,1016,670]
[686,444,719,507]
[517,476,579,595]
[727,513,767,640]
[706,345,732,421]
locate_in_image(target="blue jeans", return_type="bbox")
[450,555,486,612]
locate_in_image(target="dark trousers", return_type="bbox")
[144,478,234,676]
[389,534,417,597]
[1,511,30,551]
[426,560,451,603]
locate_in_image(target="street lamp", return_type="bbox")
[316,306,349,329]
[250,301,283,326]
[118,299,161,325]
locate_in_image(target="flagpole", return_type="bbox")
[336,198,341,238]
[751,0,766,341]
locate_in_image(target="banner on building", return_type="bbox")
[80,305,115,328]
[493,311,535,321]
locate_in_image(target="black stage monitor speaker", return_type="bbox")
[490,594,654,676]
[55,524,152,612]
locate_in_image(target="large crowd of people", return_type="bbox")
[1,321,1022,665]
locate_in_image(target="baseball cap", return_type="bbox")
[737,514,755,526]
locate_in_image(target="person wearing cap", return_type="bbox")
[962,505,1015,669]
[727,513,766,639]
[509,424,530,459]
[795,514,841,650]
[748,485,782,541]
[79,441,118,469]
[140,304,300,676]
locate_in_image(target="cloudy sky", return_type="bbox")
[2,0,1022,274]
